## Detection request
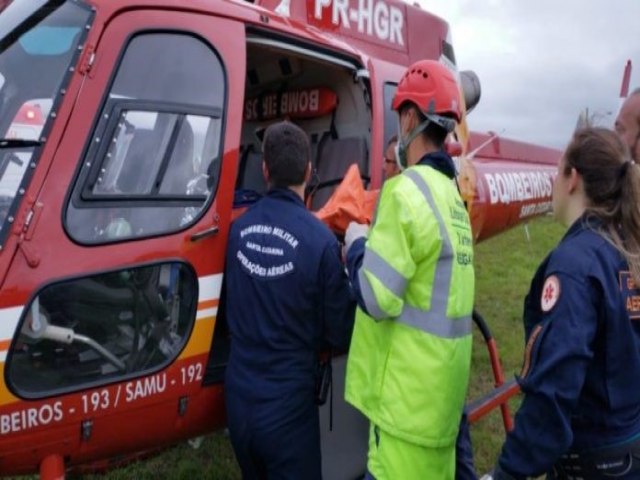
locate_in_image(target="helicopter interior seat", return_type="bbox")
[234,143,267,207]
[158,121,196,196]
[116,129,160,194]
[236,144,266,194]
[110,122,196,237]
[309,134,369,210]
[89,129,159,241]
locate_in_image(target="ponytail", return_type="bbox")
[565,128,640,284]
[613,161,640,284]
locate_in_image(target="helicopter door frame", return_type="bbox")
[0,7,246,464]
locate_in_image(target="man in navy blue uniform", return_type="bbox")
[490,128,640,479]
[224,121,355,480]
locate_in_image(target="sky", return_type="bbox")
[414,0,640,149]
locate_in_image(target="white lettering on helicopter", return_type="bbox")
[125,373,167,402]
[180,362,204,385]
[314,0,404,46]
[244,89,323,122]
[82,389,113,413]
[0,401,63,434]
[0,362,208,435]
[519,201,553,219]
[484,171,555,205]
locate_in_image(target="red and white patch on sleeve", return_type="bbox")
[540,275,561,312]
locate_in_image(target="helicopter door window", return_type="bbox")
[383,82,398,154]
[65,32,225,244]
[6,262,198,399]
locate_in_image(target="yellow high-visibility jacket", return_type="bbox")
[345,163,475,448]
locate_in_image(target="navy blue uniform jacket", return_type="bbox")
[224,188,355,429]
[498,215,640,478]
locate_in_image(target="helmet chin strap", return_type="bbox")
[395,119,430,170]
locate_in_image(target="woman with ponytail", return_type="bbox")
[490,128,640,479]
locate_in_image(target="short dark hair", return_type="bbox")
[263,121,310,188]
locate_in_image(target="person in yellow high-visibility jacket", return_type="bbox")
[344,60,475,480]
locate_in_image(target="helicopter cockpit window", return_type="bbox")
[7,262,197,399]
[65,33,225,244]
[0,0,91,246]
[90,109,219,198]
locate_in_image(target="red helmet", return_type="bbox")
[392,60,462,124]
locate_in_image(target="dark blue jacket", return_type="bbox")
[497,215,640,478]
[224,188,355,426]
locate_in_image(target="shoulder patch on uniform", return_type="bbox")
[540,275,560,312]
[619,271,640,320]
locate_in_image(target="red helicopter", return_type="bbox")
[0,0,562,478]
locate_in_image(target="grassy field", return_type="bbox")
[468,215,565,474]
[12,215,567,479]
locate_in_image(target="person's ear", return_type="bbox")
[398,109,408,132]
[568,167,580,194]
[262,161,269,182]
[406,108,420,131]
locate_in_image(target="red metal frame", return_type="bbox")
[468,311,520,433]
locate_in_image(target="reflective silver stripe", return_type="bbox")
[362,247,408,299]
[358,267,387,320]
[358,183,407,320]
[399,306,472,338]
[400,169,469,338]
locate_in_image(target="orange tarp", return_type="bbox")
[314,164,378,235]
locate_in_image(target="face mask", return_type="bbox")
[394,141,407,171]
[395,117,430,170]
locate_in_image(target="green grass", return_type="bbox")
[68,434,241,480]
[469,215,565,474]
[11,216,567,479]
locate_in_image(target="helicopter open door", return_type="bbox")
[0,6,245,474]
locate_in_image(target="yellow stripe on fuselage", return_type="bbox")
[180,312,217,360]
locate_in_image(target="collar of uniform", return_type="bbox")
[564,212,603,241]
[266,187,305,207]
[416,150,456,179]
